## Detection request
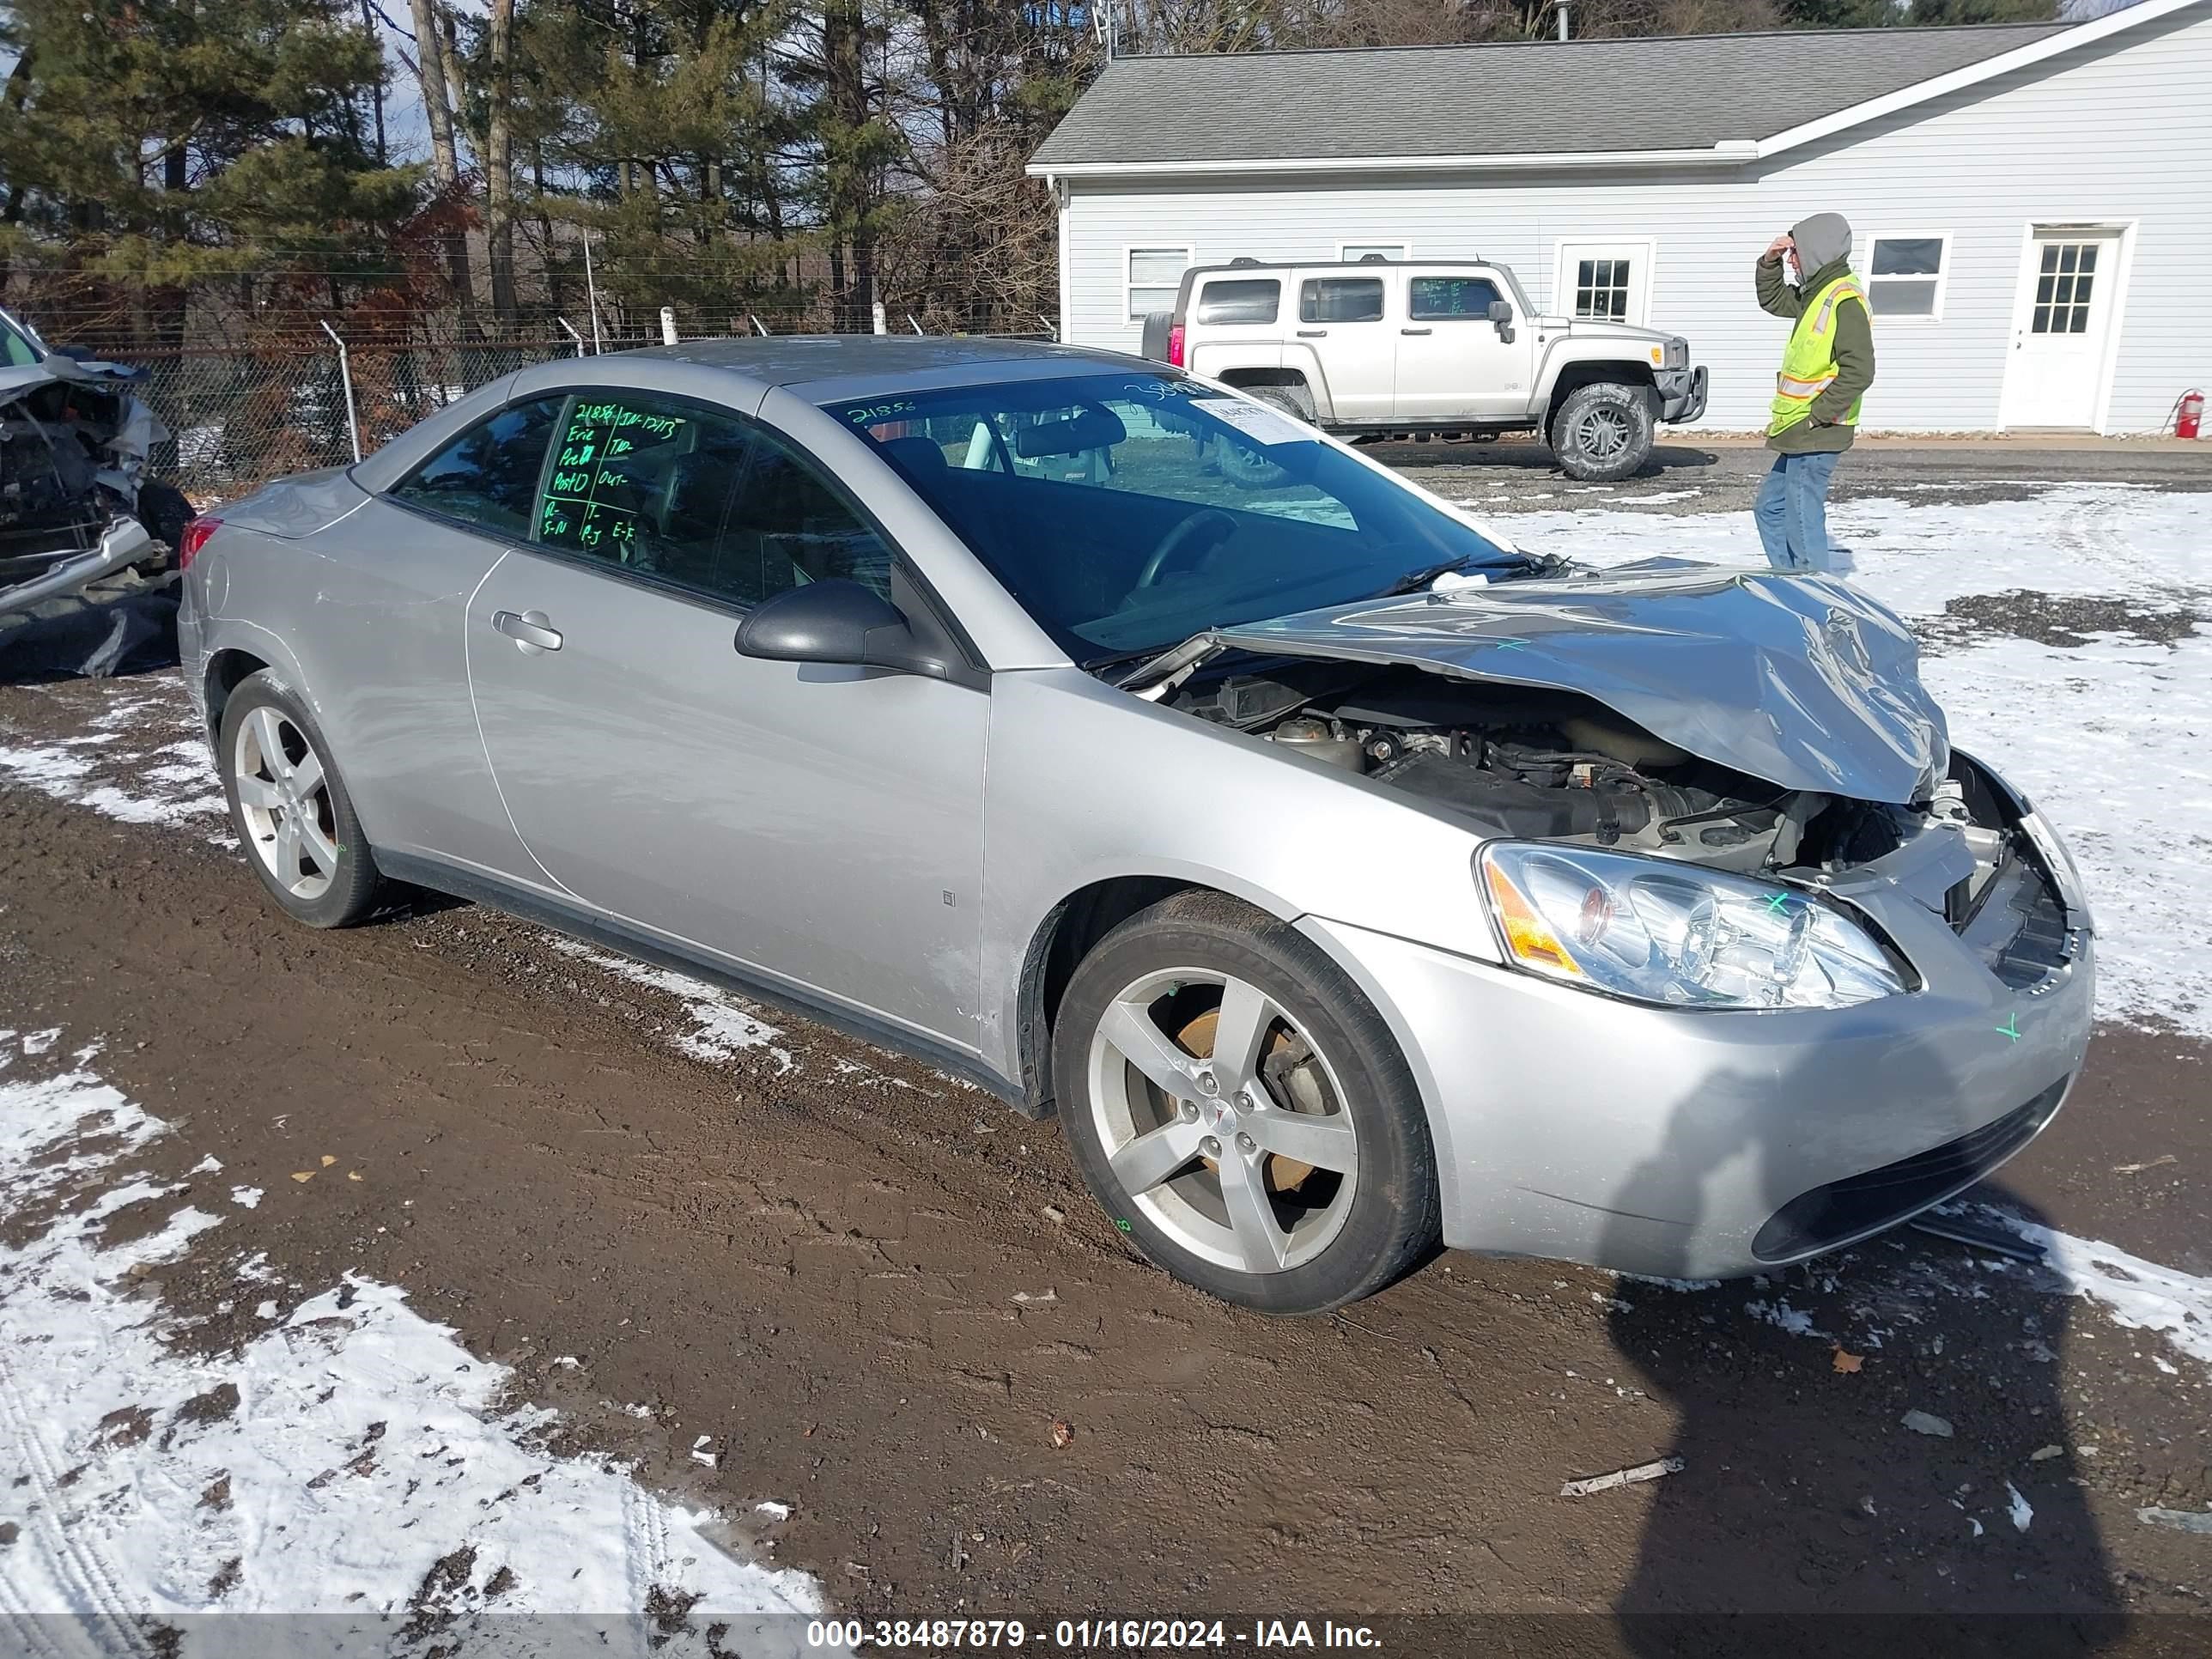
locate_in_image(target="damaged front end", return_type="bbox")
[2,356,183,663]
[1138,560,2087,1004]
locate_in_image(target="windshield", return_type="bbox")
[824,371,1526,664]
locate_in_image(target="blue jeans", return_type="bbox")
[1753,450,1841,573]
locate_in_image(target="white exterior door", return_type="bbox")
[2000,230,2121,429]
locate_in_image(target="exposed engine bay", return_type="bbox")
[1,368,171,576]
[1167,657,2029,908]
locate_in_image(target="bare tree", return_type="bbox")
[403,0,476,312]
[486,0,517,320]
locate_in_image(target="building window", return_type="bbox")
[1574,258,1632,319]
[1340,242,1407,264]
[1127,247,1190,322]
[2030,240,2097,334]
[1867,234,1949,321]
[1553,241,1652,326]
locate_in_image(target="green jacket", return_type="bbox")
[1757,252,1876,454]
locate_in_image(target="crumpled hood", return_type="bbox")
[1217,560,1949,805]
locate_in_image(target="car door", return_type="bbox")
[465,388,988,1050]
[331,394,569,878]
[1294,272,1395,422]
[1392,270,1534,422]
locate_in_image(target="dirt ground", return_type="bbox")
[2,674,2209,1650]
[3,448,2211,1650]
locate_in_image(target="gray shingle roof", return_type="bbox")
[1028,23,2072,169]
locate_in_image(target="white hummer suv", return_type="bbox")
[1140,258,1708,483]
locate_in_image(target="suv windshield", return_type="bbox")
[826,371,1526,664]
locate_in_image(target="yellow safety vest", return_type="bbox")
[1769,273,1867,438]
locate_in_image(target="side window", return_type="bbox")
[1195,279,1280,326]
[724,427,896,602]
[0,318,40,368]
[1408,276,1503,321]
[535,394,752,596]
[389,397,563,537]
[1299,278,1384,324]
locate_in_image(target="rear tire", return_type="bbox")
[1054,890,1439,1315]
[135,480,195,556]
[218,671,382,928]
[1550,381,1655,483]
[1213,384,1316,488]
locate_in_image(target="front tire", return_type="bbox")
[1054,891,1439,1314]
[1550,380,1655,483]
[218,671,382,927]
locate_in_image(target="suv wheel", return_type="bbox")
[1550,381,1655,483]
[1213,384,1315,488]
[218,671,383,927]
[1054,891,1440,1315]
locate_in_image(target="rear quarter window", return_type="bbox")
[1299,278,1385,324]
[387,398,565,538]
[1195,279,1281,326]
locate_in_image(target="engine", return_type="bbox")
[1173,664,1838,875]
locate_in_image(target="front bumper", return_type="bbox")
[1303,881,2094,1281]
[1656,365,1708,425]
[0,518,152,621]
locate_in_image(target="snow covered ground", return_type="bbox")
[0,1042,828,1656]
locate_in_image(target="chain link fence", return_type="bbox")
[118,315,1056,507]
[133,335,582,505]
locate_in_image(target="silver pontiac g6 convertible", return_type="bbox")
[179,337,2094,1313]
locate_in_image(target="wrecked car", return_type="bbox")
[179,340,2094,1314]
[3,307,192,645]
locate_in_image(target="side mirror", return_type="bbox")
[734,579,946,678]
[1487,298,1516,344]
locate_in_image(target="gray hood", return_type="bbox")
[1216,560,1948,805]
[1791,212,1852,274]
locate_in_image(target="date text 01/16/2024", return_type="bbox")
[805,1620,1384,1650]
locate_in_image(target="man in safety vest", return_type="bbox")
[1753,212,1875,573]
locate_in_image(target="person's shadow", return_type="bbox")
[1598,1043,2123,1659]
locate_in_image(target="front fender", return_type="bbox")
[978,665,1499,1081]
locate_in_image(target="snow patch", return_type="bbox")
[0,1064,826,1647]
[0,677,228,836]
[1992,1209,2212,1369]
[548,938,794,1072]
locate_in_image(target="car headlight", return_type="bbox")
[1664,337,1688,369]
[1477,842,1907,1010]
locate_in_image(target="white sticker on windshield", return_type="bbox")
[1193,397,1312,447]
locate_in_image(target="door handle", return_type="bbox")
[1297,329,1328,337]
[492,609,563,652]
[1401,327,1433,336]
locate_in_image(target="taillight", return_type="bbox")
[177,515,222,571]
[1167,324,1185,368]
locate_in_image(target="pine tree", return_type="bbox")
[0,0,420,345]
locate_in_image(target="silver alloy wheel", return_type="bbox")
[1087,967,1361,1275]
[232,704,340,901]
[1574,404,1632,462]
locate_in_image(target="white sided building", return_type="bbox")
[1028,0,2212,435]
